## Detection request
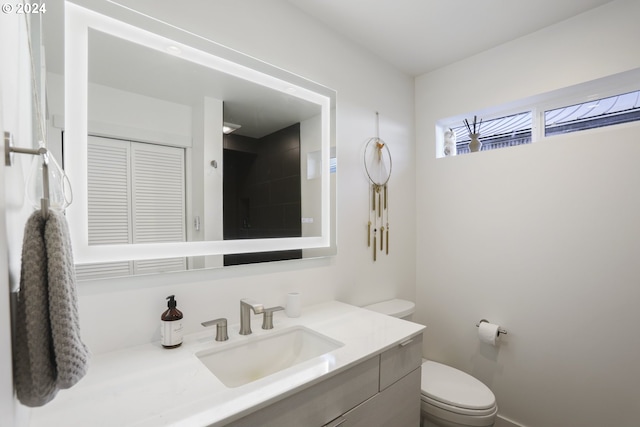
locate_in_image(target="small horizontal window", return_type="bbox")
[307,147,336,178]
[545,90,640,136]
[330,157,337,174]
[450,111,532,154]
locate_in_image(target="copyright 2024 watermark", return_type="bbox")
[2,2,46,14]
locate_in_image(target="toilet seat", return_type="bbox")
[421,361,497,424]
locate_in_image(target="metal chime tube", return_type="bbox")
[384,185,387,209]
[373,229,377,261]
[386,226,389,255]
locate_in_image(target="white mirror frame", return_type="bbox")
[64,1,333,264]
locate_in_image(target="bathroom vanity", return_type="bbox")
[28,301,424,427]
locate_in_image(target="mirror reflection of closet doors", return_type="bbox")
[76,135,186,280]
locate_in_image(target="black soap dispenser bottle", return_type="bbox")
[160,295,183,348]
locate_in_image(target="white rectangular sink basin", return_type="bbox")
[196,326,343,388]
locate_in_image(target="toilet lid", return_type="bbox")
[421,361,496,411]
[363,299,415,318]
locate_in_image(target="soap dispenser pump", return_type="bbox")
[160,295,183,348]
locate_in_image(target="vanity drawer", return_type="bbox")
[379,333,423,391]
[226,355,379,427]
[335,367,421,427]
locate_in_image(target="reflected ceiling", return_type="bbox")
[88,30,319,138]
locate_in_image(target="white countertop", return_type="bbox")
[29,301,425,427]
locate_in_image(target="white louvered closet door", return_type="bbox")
[76,136,133,280]
[130,142,186,274]
[76,136,186,280]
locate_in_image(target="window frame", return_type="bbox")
[436,68,640,158]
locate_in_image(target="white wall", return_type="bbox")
[69,0,415,355]
[415,1,640,426]
[47,73,193,147]
[300,114,322,238]
[201,97,224,268]
[1,9,41,427]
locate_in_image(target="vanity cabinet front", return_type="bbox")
[225,333,423,427]
[330,367,421,427]
[225,356,379,427]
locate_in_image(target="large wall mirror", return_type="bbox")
[56,0,336,279]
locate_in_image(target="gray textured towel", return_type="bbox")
[14,210,90,407]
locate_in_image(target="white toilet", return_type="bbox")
[363,299,498,427]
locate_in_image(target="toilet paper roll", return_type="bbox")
[286,292,301,318]
[478,321,500,346]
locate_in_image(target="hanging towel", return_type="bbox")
[13,210,90,407]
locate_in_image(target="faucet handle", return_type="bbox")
[262,306,285,330]
[201,318,229,341]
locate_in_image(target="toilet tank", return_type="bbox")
[363,299,415,320]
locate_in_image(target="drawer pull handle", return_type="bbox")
[324,416,347,427]
[399,338,413,347]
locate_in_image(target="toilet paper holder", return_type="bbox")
[476,319,507,336]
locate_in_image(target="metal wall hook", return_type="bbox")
[4,132,48,166]
[4,131,51,218]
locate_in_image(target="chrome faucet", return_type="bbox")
[239,299,264,335]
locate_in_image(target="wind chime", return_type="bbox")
[364,112,392,261]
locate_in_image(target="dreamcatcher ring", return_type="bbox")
[363,136,392,186]
[364,112,392,261]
